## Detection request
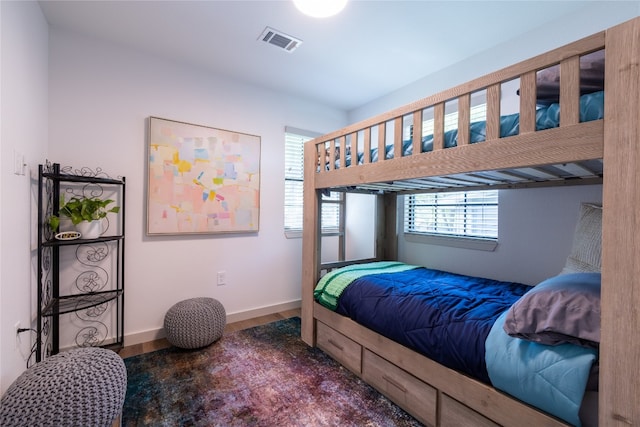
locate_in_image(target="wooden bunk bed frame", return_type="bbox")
[301,17,640,427]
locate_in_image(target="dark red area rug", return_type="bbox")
[123,317,422,426]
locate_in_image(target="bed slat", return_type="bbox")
[519,70,537,133]
[560,56,581,126]
[433,103,445,151]
[363,127,371,164]
[458,93,471,146]
[393,117,403,159]
[412,110,423,155]
[378,121,386,163]
[486,83,501,141]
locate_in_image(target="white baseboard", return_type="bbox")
[123,299,301,347]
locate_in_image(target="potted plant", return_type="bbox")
[49,194,120,239]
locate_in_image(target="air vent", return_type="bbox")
[259,27,302,53]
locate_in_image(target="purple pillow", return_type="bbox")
[503,273,600,349]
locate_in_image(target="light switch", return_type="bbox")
[13,150,26,176]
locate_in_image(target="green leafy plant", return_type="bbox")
[48,195,120,231]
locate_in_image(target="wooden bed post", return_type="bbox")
[301,140,321,346]
[601,16,640,426]
[375,193,397,261]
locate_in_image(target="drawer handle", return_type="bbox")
[327,338,344,351]
[382,374,407,393]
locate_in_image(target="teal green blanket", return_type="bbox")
[314,261,421,310]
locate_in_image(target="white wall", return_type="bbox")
[345,193,376,260]
[0,1,49,393]
[47,28,347,346]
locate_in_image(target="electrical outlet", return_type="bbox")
[14,321,21,350]
[217,271,226,286]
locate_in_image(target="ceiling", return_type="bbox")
[39,0,602,111]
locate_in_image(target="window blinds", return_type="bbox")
[404,190,498,239]
[284,131,341,233]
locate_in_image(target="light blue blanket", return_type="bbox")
[486,311,597,426]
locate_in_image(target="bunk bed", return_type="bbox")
[301,17,640,427]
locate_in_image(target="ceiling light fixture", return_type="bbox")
[293,0,347,18]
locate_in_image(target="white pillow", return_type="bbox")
[561,203,602,274]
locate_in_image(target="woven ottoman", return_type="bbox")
[0,347,127,427]
[164,297,226,349]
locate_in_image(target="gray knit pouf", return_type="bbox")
[0,347,127,427]
[164,297,226,349]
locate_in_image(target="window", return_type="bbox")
[284,128,342,235]
[404,190,498,240]
[284,131,307,233]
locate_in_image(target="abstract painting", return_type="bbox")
[147,117,260,235]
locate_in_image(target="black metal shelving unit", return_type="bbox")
[37,162,125,362]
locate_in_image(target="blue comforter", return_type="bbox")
[332,266,531,383]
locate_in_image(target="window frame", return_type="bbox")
[403,190,499,252]
[284,127,343,238]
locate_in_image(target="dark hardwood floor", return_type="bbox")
[118,308,301,359]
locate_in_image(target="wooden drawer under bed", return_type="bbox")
[362,348,438,427]
[316,320,362,375]
[439,393,499,427]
